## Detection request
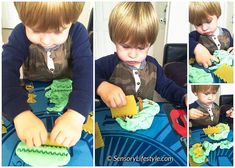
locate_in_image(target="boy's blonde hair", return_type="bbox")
[191,85,220,93]
[109,2,159,47]
[189,2,221,25]
[15,2,84,32]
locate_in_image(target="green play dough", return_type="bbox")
[209,50,233,71]
[219,140,233,149]
[189,65,214,83]
[208,123,230,140]
[189,146,207,164]
[45,79,72,112]
[16,142,70,166]
[116,99,160,131]
[202,141,220,156]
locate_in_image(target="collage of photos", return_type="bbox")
[1,1,234,167]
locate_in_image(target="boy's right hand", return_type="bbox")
[14,110,48,148]
[189,108,204,119]
[194,43,219,68]
[97,81,127,108]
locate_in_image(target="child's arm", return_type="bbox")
[50,109,85,147]
[194,43,219,68]
[14,110,48,148]
[189,31,219,68]
[189,108,204,119]
[97,81,127,108]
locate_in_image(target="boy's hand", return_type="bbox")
[194,43,219,68]
[226,107,233,118]
[189,108,204,119]
[97,81,127,108]
[50,109,85,147]
[14,110,48,148]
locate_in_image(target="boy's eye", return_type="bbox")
[55,31,62,35]
[137,47,145,50]
[207,20,212,24]
[121,44,130,49]
[32,30,40,34]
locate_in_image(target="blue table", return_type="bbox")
[190,126,233,166]
[95,102,186,166]
[2,81,93,166]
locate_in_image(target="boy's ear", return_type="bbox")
[193,92,197,96]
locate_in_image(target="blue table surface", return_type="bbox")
[95,102,186,166]
[190,126,233,166]
[2,81,93,166]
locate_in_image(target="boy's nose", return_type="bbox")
[202,23,209,31]
[207,94,213,99]
[128,49,137,59]
[40,34,53,47]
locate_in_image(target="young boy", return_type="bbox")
[189,85,233,127]
[189,2,233,68]
[2,2,92,148]
[95,2,186,109]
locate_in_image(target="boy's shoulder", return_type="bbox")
[69,21,87,34]
[189,101,199,109]
[12,23,26,36]
[96,53,119,63]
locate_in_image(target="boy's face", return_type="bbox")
[115,43,150,68]
[195,90,217,106]
[25,23,72,49]
[194,15,218,36]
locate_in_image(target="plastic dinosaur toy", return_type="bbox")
[45,79,72,112]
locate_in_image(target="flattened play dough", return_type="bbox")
[16,142,70,166]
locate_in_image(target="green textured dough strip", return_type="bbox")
[16,142,70,166]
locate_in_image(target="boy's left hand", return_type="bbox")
[226,107,233,118]
[50,109,85,147]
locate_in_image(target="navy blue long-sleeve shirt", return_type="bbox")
[2,22,93,121]
[189,27,233,57]
[95,53,186,105]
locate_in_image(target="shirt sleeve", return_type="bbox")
[150,57,187,105]
[66,22,93,118]
[95,54,118,93]
[2,23,32,121]
[189,31,200,58]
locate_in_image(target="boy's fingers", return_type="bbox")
[55,132,66,145]
[26,137,34,148]
[119,92,127,106]
[69,138,77,147]
[50,126,61,142]
[40,129,48,144]
[211,56,219,63]
[33,134,42,147]
[202,62,209,68]
[62,138,71,147]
